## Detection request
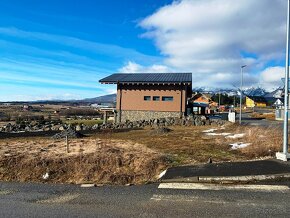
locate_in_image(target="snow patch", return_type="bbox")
[230,142,251,150]
[202,129,218,133]
[226,133,245,139]
[206,133,231,136]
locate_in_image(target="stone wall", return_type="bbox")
[118,110,182,123]
[0,115,226,133]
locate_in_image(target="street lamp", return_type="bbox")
[239,65,247,124]
[276,0,290,161]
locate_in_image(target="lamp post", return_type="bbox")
[239,65,247,124]
[276,0,290,161]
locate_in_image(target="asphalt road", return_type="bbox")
[241,111,283,128]
[0,181,290,217]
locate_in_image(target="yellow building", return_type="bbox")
[246,96,267,108]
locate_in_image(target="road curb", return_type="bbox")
[199,173,290,182]
[161,173,290,183]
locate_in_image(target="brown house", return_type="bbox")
[99,73,192,122]
[190,93,218,114]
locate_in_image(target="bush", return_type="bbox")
[0,112,11,121]
[15,115,45,124]
[60,109,100,117]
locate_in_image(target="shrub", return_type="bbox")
[60,109,100,117]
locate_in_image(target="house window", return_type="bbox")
[153,96,160,101]
[144,96,151,101]
[162,96,174,101]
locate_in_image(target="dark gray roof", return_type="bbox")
[99,73,192,84]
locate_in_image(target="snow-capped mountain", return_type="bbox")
[192,87,268,97]
[192,87,238,96]
[243,87,267,97]
[264,88,283,99]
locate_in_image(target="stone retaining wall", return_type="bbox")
[119,110,181,123]
[0,115,226,134]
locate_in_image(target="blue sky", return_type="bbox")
[0,0,287,101]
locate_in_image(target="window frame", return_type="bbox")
[162,96,174,102]
[144,96,151,101]
[153,96,160,101]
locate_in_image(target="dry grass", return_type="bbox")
[0,137,169,185]
[96,124,284,164]
[0,123,285,185]
[96,125,246,164]
[251,112,275,120]
[227,125,282,158]
[64,119,104,126]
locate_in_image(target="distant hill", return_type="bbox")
[79,94,116,103]
[0,93,117,105]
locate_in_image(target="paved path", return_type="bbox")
[241,111,283,128]
[0,181,290,217]
[162,159,290,180]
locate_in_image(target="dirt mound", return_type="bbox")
[150,127,172,135]
[52,129,85,139]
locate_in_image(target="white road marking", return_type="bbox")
[158,169,167,179]
[0,190,13,195]
[158,183,290,192]
[198,174,290,182]
[151,194,199,202]
[150,194,285,209]
[36,193,80,204]
[80,184,95,188]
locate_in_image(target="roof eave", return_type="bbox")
[100,81,192,85]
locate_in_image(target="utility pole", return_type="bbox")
[234,95,236,107]
[239,65,247,124]
[219,91,221,108]
[277,0,290,161]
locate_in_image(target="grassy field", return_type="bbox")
[0,123,284,185]
[63,119,104,126]
[95,125,241,164]
[95,124,282,165]
[251,112,275,120]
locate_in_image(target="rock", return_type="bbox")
[24,126,31,132]
[52,128,85,139]
[75,125,82,131]
[92,124,99,130]
[51,124,61,131]
[43,127,51,131]
[150,127,172,135]
[195,120,202,126]
[58,126,65,131]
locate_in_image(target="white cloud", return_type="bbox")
[118,61,171,73]
[139,0,286,88]
[260,66,285,89]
